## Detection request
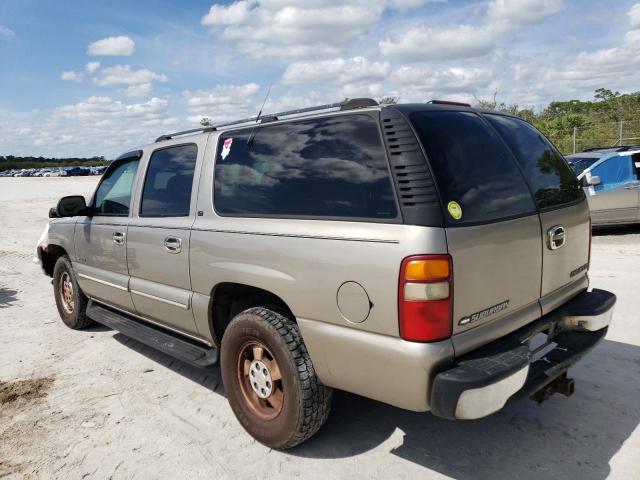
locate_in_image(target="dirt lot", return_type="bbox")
[0,177,639,479]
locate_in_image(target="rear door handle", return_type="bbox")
[547,225,565,250]
[113,231,126,245]
[164,236,182,254]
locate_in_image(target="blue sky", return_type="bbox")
[1,0,639,157]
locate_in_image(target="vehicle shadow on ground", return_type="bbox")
[84,323,112,332]
[0,287,18,308]
[112,334,639,480]
[592,224,640,236]
[112,333,223,393]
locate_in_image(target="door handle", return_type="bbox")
[164,236,182,254]
[113,231,126,245]
[623,183,640,189]
[547,225,565,250]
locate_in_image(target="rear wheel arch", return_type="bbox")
[208,282,295,345]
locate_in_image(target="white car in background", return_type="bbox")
[566,146,640,226]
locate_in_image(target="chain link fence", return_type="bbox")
[549,119,640,155]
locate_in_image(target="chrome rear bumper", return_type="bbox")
[431,288,615,420]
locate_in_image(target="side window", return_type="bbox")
[591,156,635,192]
[140,144,198,217]
[213,115,398,220]
[94,159,139,216]
[485,114,583,209]
[410,111,536,225]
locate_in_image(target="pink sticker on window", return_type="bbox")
[221,138,233,160]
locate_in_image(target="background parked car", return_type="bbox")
[566,146,640,226]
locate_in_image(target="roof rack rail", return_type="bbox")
[155,97,379,142]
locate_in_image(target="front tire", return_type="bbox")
[52,255,93,330]
[221,307,332,449]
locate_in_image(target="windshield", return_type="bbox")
[567,157,600,174]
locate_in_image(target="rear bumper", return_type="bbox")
[430,288,616,420]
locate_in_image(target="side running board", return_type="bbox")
[87,300,218,368]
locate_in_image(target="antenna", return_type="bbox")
[247,84,272,146]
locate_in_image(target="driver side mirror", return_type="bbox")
[586,175,601,186]
[50,195,90,218]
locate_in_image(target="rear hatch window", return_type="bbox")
[410,111,536,225]
[484,114,584,209]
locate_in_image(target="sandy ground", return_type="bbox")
[0,176,639,480]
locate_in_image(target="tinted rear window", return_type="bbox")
[213,114,398,220]
[410,111,536,225]
[485,114,584,209]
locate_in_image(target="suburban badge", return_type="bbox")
[459,300,510,326]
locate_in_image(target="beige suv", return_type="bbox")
[37,99,616,449]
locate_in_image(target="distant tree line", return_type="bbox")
[0,155,111,171]
[474,88,640,153]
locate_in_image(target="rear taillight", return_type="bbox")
[398,254,453,342]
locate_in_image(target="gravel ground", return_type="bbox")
[0,177,639,479]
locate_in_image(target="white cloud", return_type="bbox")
[629,3,640,29]
[85,61,101,73]
[200,0,432,59]
[380,25,494,61]
[542,29,640,87]
[282,57,389,85]
[93,65,168,86]
[183,83,261,122]
[121,83,154,97]
[390,0,437,9]
[87,36,135,56]
[202,0,256,25]
[0,97,177,158]
[0,25,15,39]
[54,96,168,119]
[60,63,102,83]
[392,66,493,93]
[339,82,384,99]
[61,70,82,82]
[488,0,564,29]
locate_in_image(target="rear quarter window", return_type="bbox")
[485,114,584,210]
[213,114,398,221]
[410,111,536,226]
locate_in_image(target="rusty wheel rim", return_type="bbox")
[59,271,74,314]
[236,340,284,420]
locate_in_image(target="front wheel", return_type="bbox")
[52,255,93,330]
[221,307,332,449]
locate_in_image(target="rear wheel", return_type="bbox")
[221,307,332,449]
[53,256,93,330]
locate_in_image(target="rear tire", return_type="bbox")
[52,255,93,330]
[221,307,332,449]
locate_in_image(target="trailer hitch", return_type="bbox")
[530,373,575,403]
